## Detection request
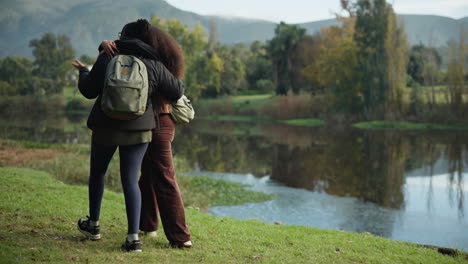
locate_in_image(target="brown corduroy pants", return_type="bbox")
[139,114,191,244]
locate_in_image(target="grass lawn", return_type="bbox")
[200,115,275,123]
[231,94,273,113]
[353,121,468,130]
[280,119,325,127]
[200,116,326,128]
[1,167,467,263]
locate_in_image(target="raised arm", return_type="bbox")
[75,54,111,99]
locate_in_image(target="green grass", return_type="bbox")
[200,115,275,123]
[192,121,265,137]
[1,167,467,264]
[201,116,326,128]
[178,176,274,208]
[0,139,272,210]
[353,121,468,130]
[281,118,326,127]
[231,94,273,112]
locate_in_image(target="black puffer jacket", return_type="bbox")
[78,39,184,131]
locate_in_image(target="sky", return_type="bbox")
[165,0,468,24]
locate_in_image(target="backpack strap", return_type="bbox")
[144,59,161,132]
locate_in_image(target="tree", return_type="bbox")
[0,56,33,95]
[407,45,442,86]
[267,22,306,95]
[208,18,219,51]
[385,5,409,117]
[0,56,33,83]
[315,18,362,113]
[29,33,75,82]
[447,29,467,114]
[151,15,208,100]
[246,41,274,93]
[407,46,426,85]
[354,0,389,114]
[0,80,15,96]
[200,52,224,97]
[292,34,323,94]
[217,44,248,95]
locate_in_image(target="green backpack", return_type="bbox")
[101,55,149,120]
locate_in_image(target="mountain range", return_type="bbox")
[1,0,467,58]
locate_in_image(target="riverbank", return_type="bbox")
[196,94,468,130]
[3,91,468,131]
[353,121,468,130]
[0,139,273,212]
[1,167,466,264]
[200,115,468,131]
[201,116,325,127]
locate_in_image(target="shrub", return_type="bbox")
[196,97,235,116]
[258,93,325,119]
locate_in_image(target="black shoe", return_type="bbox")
[77,216,101,240]
[121,239,142,252]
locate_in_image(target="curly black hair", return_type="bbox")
[120,19,151,42]
[120,19,185,79]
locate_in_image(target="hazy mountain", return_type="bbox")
[1,0,467,58]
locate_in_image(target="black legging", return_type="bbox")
[88,142,148,234]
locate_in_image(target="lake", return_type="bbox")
[1,114,467,251]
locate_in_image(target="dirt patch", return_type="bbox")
[0,145,58,167]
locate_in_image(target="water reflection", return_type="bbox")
[174,120,468,249]
[176,120,467,216]
[0,114,90,144]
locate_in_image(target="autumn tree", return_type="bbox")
[385,4,409,118]
[315,18,362,113]
[291,34,323,94]
[447,29,467,114]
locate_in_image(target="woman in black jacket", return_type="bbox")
[100,21,193,248]
[72,19,184,252]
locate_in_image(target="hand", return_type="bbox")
[99,40,118,58]
[72,59,86,70]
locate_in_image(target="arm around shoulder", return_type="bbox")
[154,61,185,102]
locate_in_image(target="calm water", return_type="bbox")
[1,115,467,250]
